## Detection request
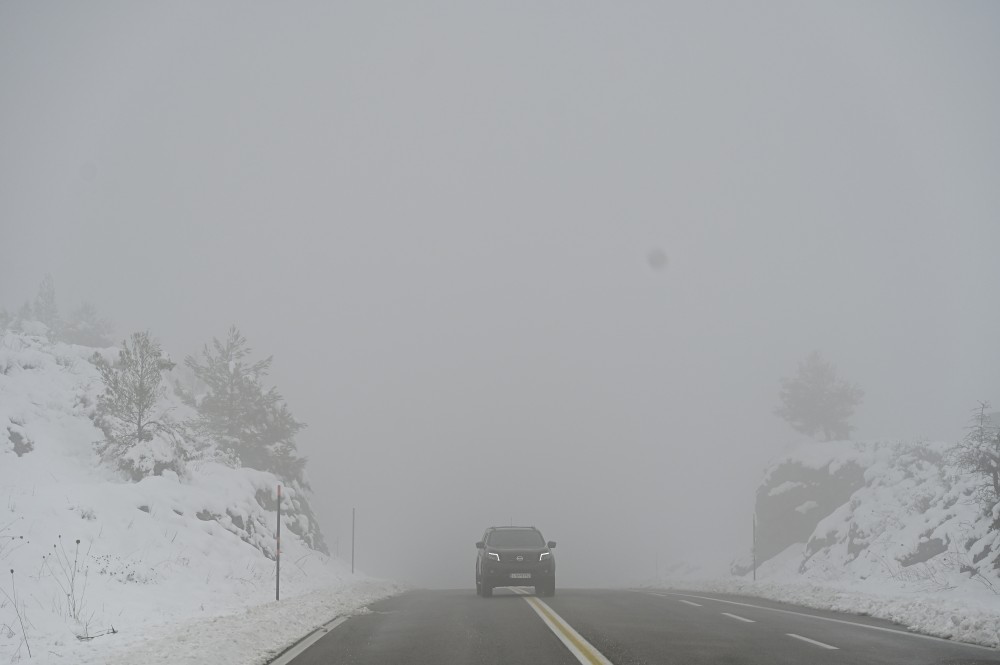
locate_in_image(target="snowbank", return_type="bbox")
[99,577,403,665]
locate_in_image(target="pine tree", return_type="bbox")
[185,327,307,483]
[63,302,114,347]
[33,274,61,337]
[186,327,326,553]
[92,332,177,479]
[15,302,33,328]
[774,351,864,441]
[952,402,1000,517]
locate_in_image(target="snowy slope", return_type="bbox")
[750,440,999,591]
[651,440,1000,647]
[0,331,401,663]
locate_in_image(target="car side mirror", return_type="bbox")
[476,541,484,549]
[547,541,556,549]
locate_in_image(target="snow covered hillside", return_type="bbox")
[0,331,400,664]
[654,440,1000,647]
[744,440,999,591]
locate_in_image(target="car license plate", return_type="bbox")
[510,573,531,579]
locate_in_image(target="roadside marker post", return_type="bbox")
[276,484,282,601]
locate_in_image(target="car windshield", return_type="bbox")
[488,530,545,548]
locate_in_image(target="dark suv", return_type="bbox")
[475,526,556,597]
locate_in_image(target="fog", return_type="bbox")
[2,2,999,589]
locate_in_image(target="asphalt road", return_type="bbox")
[279,588,1000,665]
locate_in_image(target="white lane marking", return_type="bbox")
[678,599,702,607]
[512,588,614,665]
[721,612,755,623]
[270,616,349,665]
[641,592,997,652]
[787,633,839,650]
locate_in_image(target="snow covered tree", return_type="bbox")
[63,302,114,347]
[0,308,10,331]
[952,402,1000,517]
[92,331,178,479]
[185,326,307,483]
[186,327,326,552]
[32,274,61,337]
[12,301,34,333]
[774,351,864,441]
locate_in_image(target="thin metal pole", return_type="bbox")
[351,507,356,574]
[752,512,756,582]
[276,485,282,600]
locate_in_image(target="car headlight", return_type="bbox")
[539,552,551,561]
[487,551,500,561]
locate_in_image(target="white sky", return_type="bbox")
[2,1,999,587]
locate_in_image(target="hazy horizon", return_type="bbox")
[3,1,999,589]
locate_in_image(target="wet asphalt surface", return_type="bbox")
[284,587,1000,665]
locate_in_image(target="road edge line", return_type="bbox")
[268,615,349,665]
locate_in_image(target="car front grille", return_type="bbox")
[502,551,534,563]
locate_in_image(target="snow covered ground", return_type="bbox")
[96,577,401,665]
[0,331,402,663]
[648,439,1000,648]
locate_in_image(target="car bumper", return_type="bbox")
[483,563,554,586]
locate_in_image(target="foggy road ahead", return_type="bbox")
[276,588,999,665]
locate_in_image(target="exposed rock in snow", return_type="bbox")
[662,439,1000,648]
[745,440,1000,585]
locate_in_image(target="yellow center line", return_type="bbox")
[523,596,611,665]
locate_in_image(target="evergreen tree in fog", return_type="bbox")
[774,350,864,441]
[63,302,115,347]
[952,402,1000,516]
[16,301,32,322]
[32,274,61,336]
[185,326,307,484]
